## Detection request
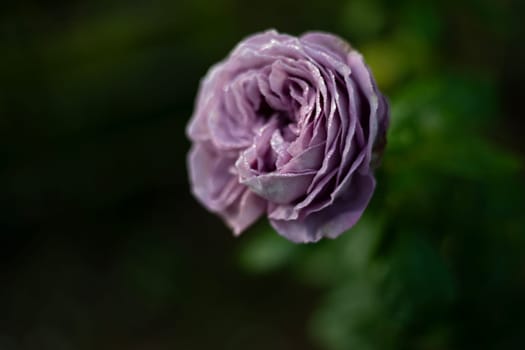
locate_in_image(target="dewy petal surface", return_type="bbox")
[186,29,390,242]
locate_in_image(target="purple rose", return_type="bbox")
[187,30,389,243]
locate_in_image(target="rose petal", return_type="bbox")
[241,171,316,204]
[269,174,375,242]
[222,189,266,235]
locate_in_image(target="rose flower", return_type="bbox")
[187,30,389,243]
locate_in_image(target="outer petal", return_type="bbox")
[347,51,382,172]
[300,31,352,62]
[188,143,265,234]
[188,144,241,211]
[269,174,375,243]
[222,189,267,235]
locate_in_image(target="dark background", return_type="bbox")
[1,0,525,349]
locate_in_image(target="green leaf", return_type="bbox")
[238,224,298,274]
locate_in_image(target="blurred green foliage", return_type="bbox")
[1,0,525,349]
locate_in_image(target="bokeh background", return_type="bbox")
[1,0,525,349]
